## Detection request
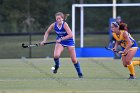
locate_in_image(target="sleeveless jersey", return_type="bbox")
[54,21,74,46]
[112,30,137,48]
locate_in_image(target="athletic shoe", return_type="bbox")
[128,74,136,79]
[78,73,83,78]
[53,65,59,74]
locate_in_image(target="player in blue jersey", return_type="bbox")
[40,12,83,78]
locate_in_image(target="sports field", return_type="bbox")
[0,58,140,93]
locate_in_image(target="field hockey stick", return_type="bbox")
[105,46,127,56]
[22,41,56,48]
[105,47,119,53]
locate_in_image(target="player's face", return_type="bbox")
[111,24,119,33]
[56,16,63,24]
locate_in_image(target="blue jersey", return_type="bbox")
[54,21,75,47]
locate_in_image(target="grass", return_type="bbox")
[0,58,140,93]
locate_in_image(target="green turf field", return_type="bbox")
[0,58,140,93]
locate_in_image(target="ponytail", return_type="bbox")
[64,14,70,20]
[55,12,70,20]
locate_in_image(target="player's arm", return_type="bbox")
[41,23,54,45]
[113,41,118,51]
[123,32,133,54]
[61,22,73,40]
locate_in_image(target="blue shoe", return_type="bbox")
[128,74,136,79]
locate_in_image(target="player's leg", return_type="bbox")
[132,60,140,66]
[53,43,64,73]
[131,48,140,66]
[122,55,135,79]
[132,48,140,66]
[124,49,137,79]
[67,46,83,78]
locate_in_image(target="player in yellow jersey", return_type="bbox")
[111,22,140,79]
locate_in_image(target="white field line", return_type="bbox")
[0,77,138,82]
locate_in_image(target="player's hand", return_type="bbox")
[122,49,129,56]
[118,51,124,54]
[118,51,128,56]
[112,48,116,52]
[56,38,62,43]
[40,41,47,46]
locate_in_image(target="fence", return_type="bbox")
[0,33,140,58]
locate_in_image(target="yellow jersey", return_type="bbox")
[112,30,135,48]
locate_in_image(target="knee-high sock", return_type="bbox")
[74,62,82,75]
[127,62,135,76]
[132,60,140,66]
[54,58,60,67]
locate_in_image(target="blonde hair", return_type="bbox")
[55,12,70,20]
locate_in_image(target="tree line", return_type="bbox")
[0,0,140,34]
